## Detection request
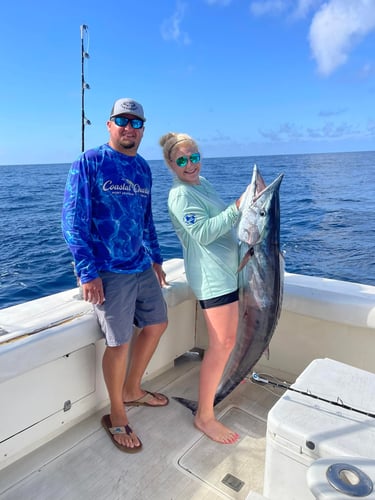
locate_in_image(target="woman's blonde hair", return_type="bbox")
[159,132,198,166]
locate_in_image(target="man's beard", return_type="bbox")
[121,139,136,150]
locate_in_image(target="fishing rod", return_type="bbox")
[251,372,375,419]
[80,24,91,152]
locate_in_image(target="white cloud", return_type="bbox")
[259,122,304,141]
[318,108,347,117]
[249,0,375,75]
[160,1,191,45]
[205,0,232,5]
[250,0,289,16]
[249,0,319,17]
[367,120,375,135]
[309,0,375,75]
[259,121,361,141]
[307,122,360,138]
[360,63,373,78]
[293,0,321,19]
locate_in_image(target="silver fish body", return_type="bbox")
[214,164,284,405]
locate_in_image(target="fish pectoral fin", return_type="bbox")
[237,247,255,273]
[172,396,198,415]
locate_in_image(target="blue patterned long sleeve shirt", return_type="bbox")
[62,144,163,284]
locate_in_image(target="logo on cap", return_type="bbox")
[121,102,138,112]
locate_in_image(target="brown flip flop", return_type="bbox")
[101,414,142,453]
[124,390,169,407]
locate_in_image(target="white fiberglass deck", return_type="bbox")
[0,353,285,500]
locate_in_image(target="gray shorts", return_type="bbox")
[94,267,168,347]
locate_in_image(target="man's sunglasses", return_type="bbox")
[111,116,144,129]
[175,152,201,168]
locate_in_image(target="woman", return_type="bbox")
[159,132,242,444]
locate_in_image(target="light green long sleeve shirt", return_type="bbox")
[168,176,240,300]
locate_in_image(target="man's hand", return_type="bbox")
[82,277,105,304]
[153,263,168,287]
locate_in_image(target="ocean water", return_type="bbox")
[1,151,374,309]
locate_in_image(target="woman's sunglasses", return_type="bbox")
[175,152,201,168]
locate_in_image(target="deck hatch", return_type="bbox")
[178,407,266,498]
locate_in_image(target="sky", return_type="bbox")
[1,0,374,165]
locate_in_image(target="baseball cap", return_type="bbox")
[110,98,146,121]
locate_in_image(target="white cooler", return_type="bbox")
[263,358,375,500]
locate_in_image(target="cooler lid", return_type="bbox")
[267,358,375,458]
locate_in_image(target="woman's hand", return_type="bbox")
[236,192,245,210]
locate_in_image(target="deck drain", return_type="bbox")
[222,473,244,492]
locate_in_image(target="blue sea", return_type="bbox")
[1,151,374,310]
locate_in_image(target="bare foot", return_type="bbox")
[194,417,240,444]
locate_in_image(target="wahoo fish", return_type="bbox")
[174,164,284,412]
[214,165,284,405]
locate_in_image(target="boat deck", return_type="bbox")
[0,353,287,500]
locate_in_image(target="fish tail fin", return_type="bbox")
[172,396,198,415]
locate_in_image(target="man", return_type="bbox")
[62,98,168,453]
